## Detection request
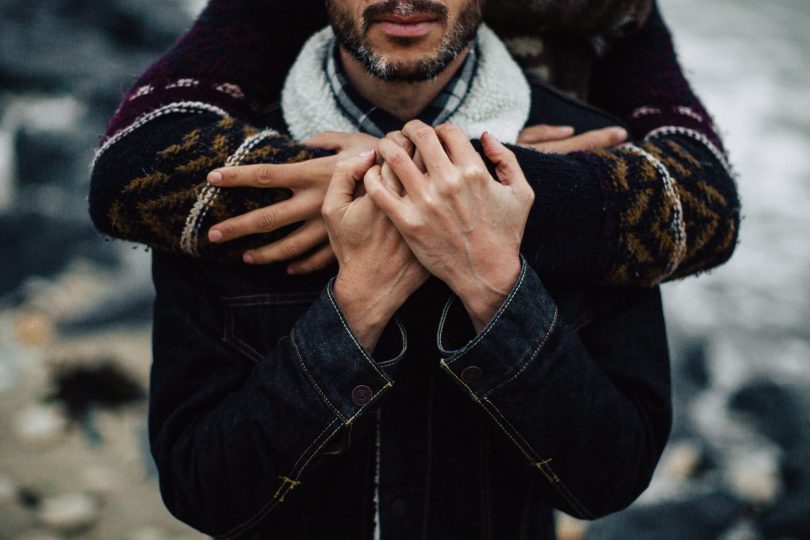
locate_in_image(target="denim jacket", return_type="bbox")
[147,82,672,539]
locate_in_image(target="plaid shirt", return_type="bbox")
[325,39,479,137]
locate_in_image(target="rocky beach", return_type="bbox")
[1,0,808,538]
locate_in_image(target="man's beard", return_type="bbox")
[327,0,483,82]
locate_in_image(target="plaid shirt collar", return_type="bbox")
[325,39,479,137]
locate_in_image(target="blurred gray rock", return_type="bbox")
[586,491,745,540]
[729,380,803,450]
[37,492,100,534]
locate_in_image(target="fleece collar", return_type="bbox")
[281,24,530,144]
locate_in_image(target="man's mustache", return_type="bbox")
[362,0,449,32]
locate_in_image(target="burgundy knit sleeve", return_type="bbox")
[90,0,329,259]
[103,0,327,138]
[507,1,739,286]
[589,0,740,282]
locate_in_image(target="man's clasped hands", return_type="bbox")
[205,121,626,349]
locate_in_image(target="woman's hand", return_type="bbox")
[205,131,379,273]
[517,124,627,152]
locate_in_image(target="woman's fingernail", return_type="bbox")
[610,127,628,141]
[207,171,223,184]
[359,150,375,158]
[286,266,297,275]
[243,253,255,264]
[558,126,575,134]
[208,229,223,242]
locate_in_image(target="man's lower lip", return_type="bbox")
[374,20,438,37]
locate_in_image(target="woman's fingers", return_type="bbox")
[208,195,314,243]
[525,127,628,153]
[287,244,337,275]
[242,219,329,265]
[517,124,575,144]
[207,156,335,188]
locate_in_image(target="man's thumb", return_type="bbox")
[481,132,521,185]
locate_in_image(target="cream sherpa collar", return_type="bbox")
[281,24,530,144]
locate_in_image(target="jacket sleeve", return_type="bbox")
[503,0,739,286]
[436,258,671,519]
[148,252,403,536]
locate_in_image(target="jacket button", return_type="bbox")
[351,385,373,406]
[390,498,408,519]
[460,365,483,384]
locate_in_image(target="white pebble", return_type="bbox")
[0,475,16,503]
[15,530,63,540]
[13,405,67,449]
[37,492,100,534]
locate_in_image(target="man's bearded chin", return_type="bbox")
[327,0,483,82]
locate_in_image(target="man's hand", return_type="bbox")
[324,151,429,351]
[518,124,627,153]
[366,121,534,332]
[205,131,378,273]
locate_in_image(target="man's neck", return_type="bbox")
[339,47,470,121]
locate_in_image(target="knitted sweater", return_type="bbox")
[89,0,739,287]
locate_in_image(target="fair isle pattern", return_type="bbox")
[165,78,201,90]
[93,101,229,166]
[621,142,687,278]
[631,105,704,124]
[181,128,281,256]
[646,125,734,179]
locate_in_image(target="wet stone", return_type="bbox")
[729,380,802,450]
[37,492,100,534]
[13,405,68,449]
[585,490,745,540]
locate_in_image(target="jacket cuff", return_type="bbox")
[437,258,559,398]
[290,279,405,424]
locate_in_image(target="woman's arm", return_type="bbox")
[89,0,330,258]
[90,0,739,286]
[507,0,739,286]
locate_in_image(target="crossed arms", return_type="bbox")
[89,0,740,288]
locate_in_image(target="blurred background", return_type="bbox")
[0,0,808,538]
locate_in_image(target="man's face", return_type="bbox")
[327,0,483,82]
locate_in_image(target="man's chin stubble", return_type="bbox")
[327,0,482,83]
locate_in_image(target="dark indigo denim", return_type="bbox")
[149,252,671,539]
[147,81,671,539]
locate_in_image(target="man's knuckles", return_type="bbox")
[435,123,464,140]
[255,210,278,231]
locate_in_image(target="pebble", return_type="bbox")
[556,512,586,540]
[662,440,702,480]
[127,526,168,540]
[0,474,15,503]
[80,466,122,496]
[37,492,100,534]
[15,531,63,540]
[12,405,67,449]
[15,312,54,347]
[723,444,782,505]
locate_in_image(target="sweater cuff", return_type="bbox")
[290,278,405,423]
[437,257,559,398]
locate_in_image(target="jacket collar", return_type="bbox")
[281,24,531,144]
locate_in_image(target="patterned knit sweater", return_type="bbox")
[89,0,739,287]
